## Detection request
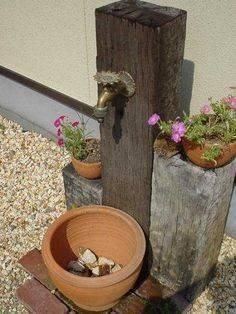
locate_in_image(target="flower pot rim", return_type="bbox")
[42,205,146,288]
[182,137,236,147]
[71,156,101,167]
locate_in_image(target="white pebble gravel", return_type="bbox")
[0,116,70,313]
[190,236,236,314]
[0,116,235,313]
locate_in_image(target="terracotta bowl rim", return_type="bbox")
[42,205,146,288]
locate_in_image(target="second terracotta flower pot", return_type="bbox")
[182,139,236,169]
[41,205,146,312]
[71,157,101,180]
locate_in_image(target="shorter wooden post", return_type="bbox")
[63,164,102,209]
[150,153,235,300]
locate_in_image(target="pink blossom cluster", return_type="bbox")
[223,96,236,110]
[53,115,80,146]
[147,113,186,143]
[171,121,186,143]
[200,103,211,114]
[147,113,160,125]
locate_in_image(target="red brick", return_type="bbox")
[134,276,163,300]
[16,278,69,313]
[55,291,109,314]
[135,276,192,312]
[18,248,55,290]
[113,293,147,314]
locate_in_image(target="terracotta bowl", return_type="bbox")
[41,206,146,311]
[182,139,236,169]
[71,157,101,180]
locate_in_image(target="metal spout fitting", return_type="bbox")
[94,86,118,123]
[93,71,135,123]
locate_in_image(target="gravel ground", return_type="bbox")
[0,115,70,313]
[0,116,235,313]
[190,236,236,313]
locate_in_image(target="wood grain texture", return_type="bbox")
[63,163,102,209]
[150,154,235,300]
[96,1,185,28]
[96,0,186,235]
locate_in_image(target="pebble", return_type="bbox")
[98,256,115,266]
[79,248,97,265]
[190,236,236,313]
[0,115,70,312]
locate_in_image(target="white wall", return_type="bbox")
[0,0,235,112]
[0,1,90,103]
[0,0,236,112]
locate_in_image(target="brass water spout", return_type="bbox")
[94,71,135,123]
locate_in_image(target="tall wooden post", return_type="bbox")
[96,0,187,235]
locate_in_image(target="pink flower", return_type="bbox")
[57,138,64,146]
[171,121,186,143]
[171,133,181,143]
[223,96,236,104]
[200,104,211,114]
[172,121,186,137]
[53,115,66,128]
[54,118,61,128]
[229,101,236,110]
[72,121,79,127]
[148,113,160,126]
[57,128,62,137]
[222,96,236,110]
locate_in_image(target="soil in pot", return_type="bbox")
[154,138,180,158]
[72,138,102,179]
[83,138,101,163]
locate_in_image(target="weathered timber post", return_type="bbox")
[96,0,187,235]
[63,164,102,209]
[150,154,236,300]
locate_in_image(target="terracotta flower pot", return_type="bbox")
[41,205,146,312]
[71,138,101,180]
[182,139,236,169]
[71,157,101,180]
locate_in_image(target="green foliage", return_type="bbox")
[183,113,208,144]
[154,97,235,162]
[202,145,222,163]
[159,121,172,137]
[184,101,236,148]
[62,122,88,161]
